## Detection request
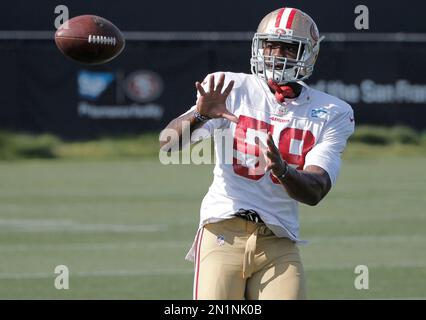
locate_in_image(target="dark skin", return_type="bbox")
[263,41,331,205]
[159,41,331,206]
[266,132,331,206]
[263,41,303,96]
[159,73,238,150]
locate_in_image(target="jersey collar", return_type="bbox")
[258,77,311,107]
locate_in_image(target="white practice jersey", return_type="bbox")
[185,72,354,261]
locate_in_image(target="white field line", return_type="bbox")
[0,262,425,280]
[304,261,426,271]
[0,234,424,253]
[305,234,426,244]
[0,241,190,252]
[0,269,193,280]
[0,218,167,233]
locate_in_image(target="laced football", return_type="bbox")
[55,15,125,64]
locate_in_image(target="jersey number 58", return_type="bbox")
[233,115,315,183]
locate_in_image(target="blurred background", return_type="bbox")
[0,0,425,299]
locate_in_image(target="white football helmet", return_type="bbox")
[251,8,322,84]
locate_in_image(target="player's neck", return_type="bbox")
[284,82,302,97]
[270,82,302,97]
[267,81,303,102]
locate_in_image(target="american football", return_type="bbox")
[55,15,125,64]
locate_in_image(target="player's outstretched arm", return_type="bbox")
[159,74,238,151]
[266,132,331,206]
[159,109,205,151]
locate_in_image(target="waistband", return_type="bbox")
[234,208,264,224]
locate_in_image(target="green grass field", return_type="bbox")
[0,152,425,299]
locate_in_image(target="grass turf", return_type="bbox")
[0,155,425,299]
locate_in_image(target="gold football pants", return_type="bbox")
[193,217,306,300]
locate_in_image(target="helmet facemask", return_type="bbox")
[251,33,316,84]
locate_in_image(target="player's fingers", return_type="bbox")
[265,162,274,171]
[215,73,225,93]
[208,74,215,93]
[267,144,277,157]
[266,134,276,151]
[195,82,206,96]
[222,80,234,96]
[267,132,279,153]
[266,151,279,164]
[221,110,239,124]
[266,150,277,161]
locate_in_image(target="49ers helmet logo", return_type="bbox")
[275,28,293,36]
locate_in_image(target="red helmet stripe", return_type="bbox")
[275,8,285,28]
[286,9,297,28]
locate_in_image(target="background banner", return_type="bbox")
[0,41,425,139]
[0,0,425,139]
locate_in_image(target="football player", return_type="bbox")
[160,7,355,299]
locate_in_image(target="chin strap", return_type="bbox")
[267,79,296,103]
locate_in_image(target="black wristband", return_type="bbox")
[277,162,289,180]
[194,110,211,123]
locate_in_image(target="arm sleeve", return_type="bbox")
[304,108,355,186]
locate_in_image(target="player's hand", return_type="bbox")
[195,74,239,123]
[266,132,288,177]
